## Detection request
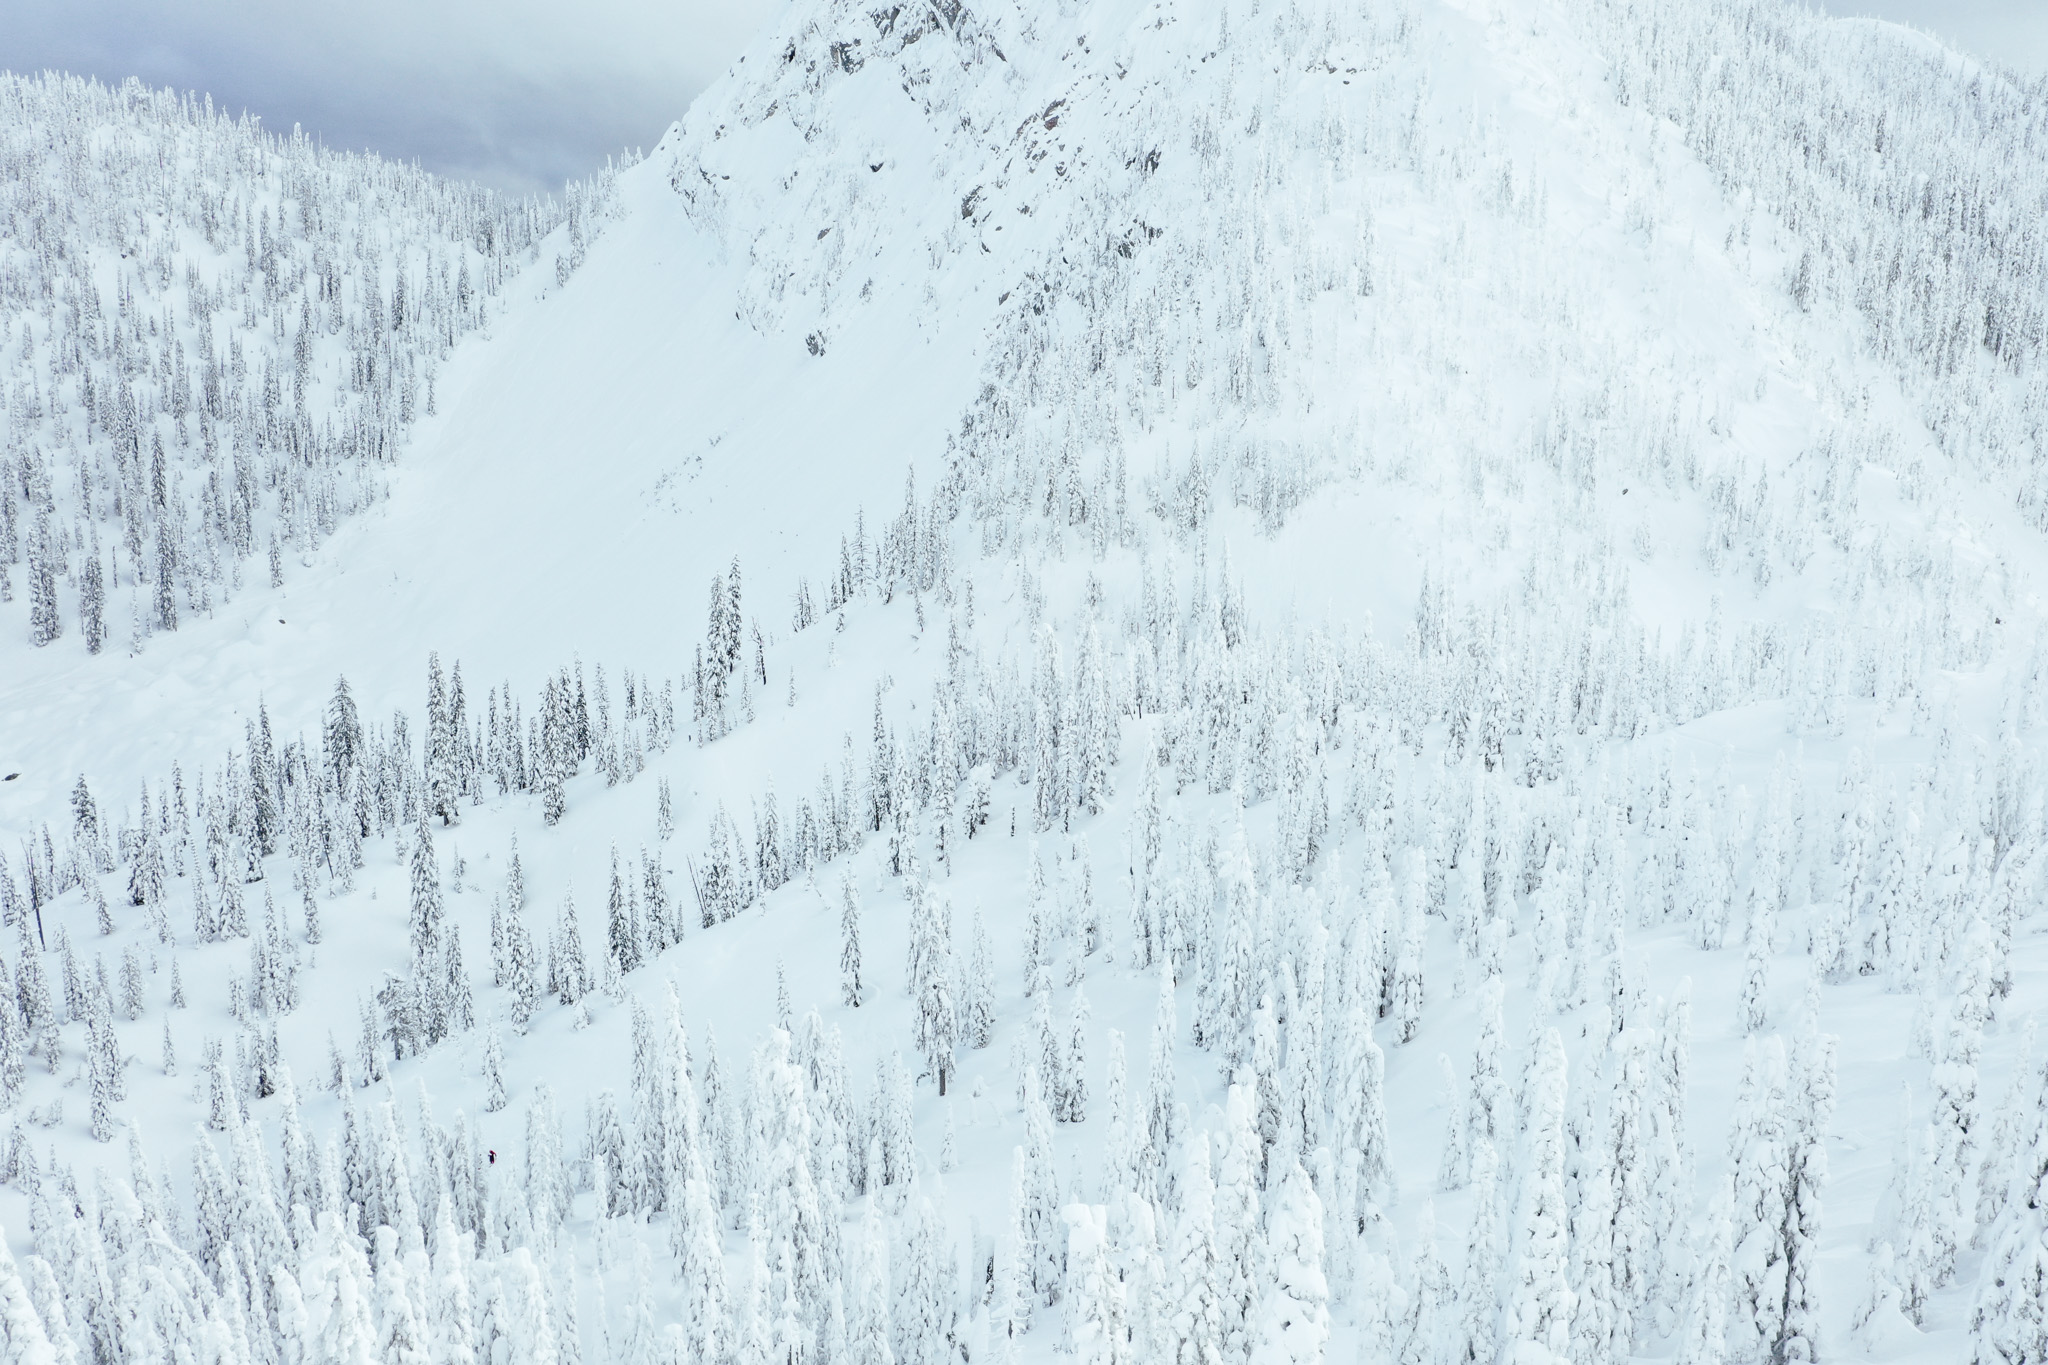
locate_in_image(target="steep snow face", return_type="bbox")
[8,0,2043,836]
[4,0,2048,1362]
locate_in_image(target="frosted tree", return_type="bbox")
[304,1211,381,1365]
[1726,1035,1831,1362]
[1066,1202,1129,1365]
[1500,1029,1573,1365]
[1457,1137,1506,1365]
[0,994,24,1105]
[1971,1045,2048,1365]
[506,913,540,1031]
[373,1224,432,1365]
[1329,1001,1391,1213]
[680,1172,730,1365]
[1214,1086,1266,1363]
[409,819,444,974]
[895,1197,954,1365]
[968,911,997,1049]
[426,653,462,826]
[1976,1020,2042,1236]
[85,988,117,1141]
[608,845,642,975]
[1023,1070,1065,1303]
[1253,1162,1330,1365]
[506,835,527,912]
[25,511,58,647]
[1467,976,1508,1152]
[432,1198,480,1365]
[1062,984,1091,1123]
[1392,851,1426,1043]
[1146,965,1180,1184]
[1100,1030,1146,1204]
[841,873,864,1008]
[1738,886,1771,1033]
[1673,1199,1732,1365]
[1568,1118,1623,1365]
[1165,1138,1224,1365]
[1775,1028,1835,1365]
[849,1203,894,1365]
[79,551,106,655]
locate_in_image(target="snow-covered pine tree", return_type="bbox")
[1214,1085,1266,1363]
[969,911,997,1048]
[1500,1029,1573,1365]
[1168,1138,1224,1365]
[841,872,864,1008]
[1252,1162,1330,1365]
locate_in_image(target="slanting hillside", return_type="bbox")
[1,0,2047,1363]
[0,73,622,656]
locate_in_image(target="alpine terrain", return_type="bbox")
[1,0,2047,1361]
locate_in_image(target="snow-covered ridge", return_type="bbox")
[2,0,2048,1363]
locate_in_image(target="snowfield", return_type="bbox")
[2,0,2048,1362]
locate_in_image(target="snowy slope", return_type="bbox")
[3,0,2048,1363]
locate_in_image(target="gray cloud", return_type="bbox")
[2,0,778,195]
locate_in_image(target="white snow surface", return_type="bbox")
[1,0,2046,1361]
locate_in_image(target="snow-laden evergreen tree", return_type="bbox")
[849,1200,894,1365]
[1329,1000,1391,1216]
[1021,1067,1064,1305]
[1674,1198,1733,1365]
[1721,1031,1829,1363]
[1569,1094,1625,1365]
[840,872,864,1008]
[1456,1131,1506,1365]
[894,1197,954,1365]
[1061,984,1091,1123]
[1501,1028,1574,1365]
[1252,1161,1329,1365]
[968,910,996,1048]
[1065,1201,1127,1365]
[1213,1085,1266,1363]
[1166,1137,1224,1365]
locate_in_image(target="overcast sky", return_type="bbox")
[1,0,778,196]
[1818,0,2048,75]
[2,0,2041,199]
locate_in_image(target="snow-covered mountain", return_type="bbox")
[2,0,2047,1361]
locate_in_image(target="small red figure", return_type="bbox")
[488,1150,496,1164]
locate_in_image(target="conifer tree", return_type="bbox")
[1023,1069,1064,1303]
[1501,1029,1574,1365]
[968,911,997,1048]
[841,873,864,1008]
[1147,965,1179,1181]
[916,961,957,1097]
[506,912,540,1031]
[25,512,59,647]
[1457,1135,1506,1365]
[1674,1200,1732,1365]
[1062,984,1090,1123]
[608,845,641,974]
[1253,1162,1330,1365]
[1330,1002,1392,1210]
[1066,1202,1127,1365]
[849,1201,894,1365]
[79,549,106,654]
[895,1197,954,1365]
[1214,1086,1266,1362]
[1170,1138,1226,1365]
[1569,1121,1624,1365]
